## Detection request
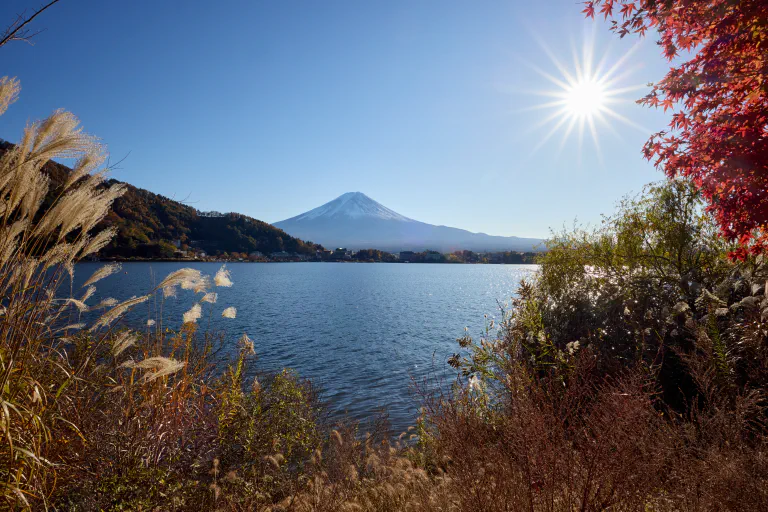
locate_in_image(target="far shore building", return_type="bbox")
[399,251,415,262]
[333,248,352,260]
[271,251,291,259]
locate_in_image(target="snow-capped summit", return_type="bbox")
[273,192,543,252]
[287,192,412,222]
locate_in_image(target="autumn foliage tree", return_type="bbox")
[584,0,768,259]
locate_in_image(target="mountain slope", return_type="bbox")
[0,141,322,258]
[274,192,544,252]
[99,182,323,258]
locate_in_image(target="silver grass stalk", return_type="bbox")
[19,257,40,289]
[119,358,137,369]
[121,356,187,383]
[29,109,97,163]
[96,297,118,309]
[238,333,255,355]
[19,171,49,221]
[91,295,150,331]
[59,298,88,313]
[80,227,117,259]
[0,76,20,116]
[155,268,202,295]
[0,79,133,501]
[181,275,210,294]
[139,357,186,383]
[200,292,217,304]
[64,145,106,189]
[0,219,28,265]
[40,241,75,270]
[61,323,85,331]
[112,331,137,358]
[214,265,233,287]
[80,285,96,303]
[183,303,202,324]
[34,180,126,241]
[1,166,49,231]
[83,262,121,288]
[221,307,236,319]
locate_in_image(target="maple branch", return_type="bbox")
[0,0,62,50]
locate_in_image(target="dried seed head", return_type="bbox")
[91,295,149,331]
[0,77,21,116]
[156,268,202,295]
[214,265,233,287]
[238,333,255,355]
[183,303,202,324]
[112,330,137,358]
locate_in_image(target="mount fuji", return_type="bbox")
[273,192,543,253]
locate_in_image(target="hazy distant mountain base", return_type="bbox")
[274,192,544,252]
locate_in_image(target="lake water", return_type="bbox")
[73,262,537,431]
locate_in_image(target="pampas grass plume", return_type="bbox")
[183,303,202,324]
[214,265,233,287]
[83,262,121,287]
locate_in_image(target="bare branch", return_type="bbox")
[0,0,62,49]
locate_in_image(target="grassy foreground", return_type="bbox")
[1,79,767,511]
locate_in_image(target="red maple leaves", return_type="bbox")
[585,0,768,260]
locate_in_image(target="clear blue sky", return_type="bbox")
[2,0,671,238]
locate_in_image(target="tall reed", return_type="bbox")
[0,77,233,508]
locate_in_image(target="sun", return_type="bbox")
[522,29,648,160]
[565,78,606,119]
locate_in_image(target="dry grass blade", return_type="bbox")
[83,262,121,288]
[111,331,137,358]
[90,295,149,331]
[59,297,88,313]
[80,285,96,303]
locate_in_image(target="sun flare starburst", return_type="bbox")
[565,78,606,118]
[524,29,648,161]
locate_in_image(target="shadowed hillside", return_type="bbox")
[0,141,323,258]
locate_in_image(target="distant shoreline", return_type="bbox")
[86,258,540,265]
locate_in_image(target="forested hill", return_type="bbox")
[0,142,324,258]
[99,182,324,258]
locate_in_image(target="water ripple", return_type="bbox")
[74,262,537,431]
